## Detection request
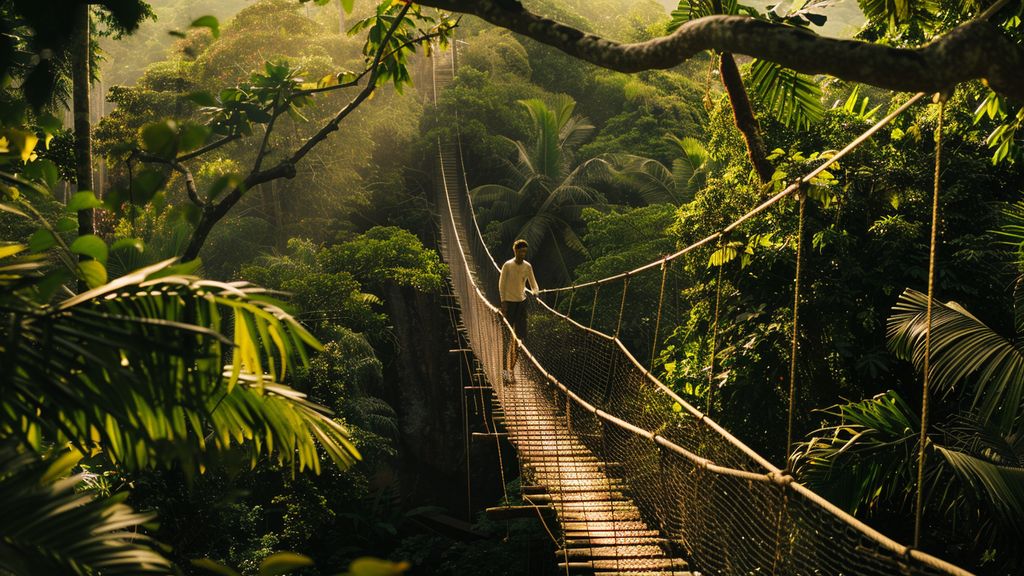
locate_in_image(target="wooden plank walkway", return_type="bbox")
[497,368,695,575]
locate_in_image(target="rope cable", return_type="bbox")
[785,189,807,473]
[707,239,726,417]
[914,94,946,549]
[614,275,630,339]
[589,285,601,329]
[650,258,670,371]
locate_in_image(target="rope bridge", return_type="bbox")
[430,42,972,576]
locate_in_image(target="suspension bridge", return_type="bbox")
[429,40,972,576]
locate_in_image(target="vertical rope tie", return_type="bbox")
[915,94,945,549]
[650,258,670,372]
[589,284,601,329]
[785,188,807,473]
[707,240,725,417]
[566,286,576,319]
[615,275,630,339]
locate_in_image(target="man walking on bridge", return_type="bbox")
[499,239,539,380]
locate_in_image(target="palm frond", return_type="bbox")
[666,134,712,189]
[348,396,400,439]
[633,159,685,204]
[493,215,533,249]
[795,390,1024,548]
[558,113,595,155]
[858,0,940,32]
[518,98,562,181]
[508,138,538,180]
[549,93,578,134]
[579,153,687,205]
[888,288,1024,431]
[996,200,1024,267]
[559,224,591,260]
[471,184,527,222]
[794,391,921,514]
[3,259,360,474]
[1016,275,1024,338]
[935,445,1024,537]
[748,59,824,130]
[0,446,173,576]
[542,183,605,214]
[668,0,716,31]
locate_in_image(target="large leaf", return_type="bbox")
[668,0,747,30]
[581,154,679,205]
[888,288,1024,430]
[518,98,564,182]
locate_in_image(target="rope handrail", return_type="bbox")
[538,90,927,294]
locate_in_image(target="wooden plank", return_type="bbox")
[485,505,555,521]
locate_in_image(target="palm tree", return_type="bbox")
[583,134,716,206]
[471,95,605,284]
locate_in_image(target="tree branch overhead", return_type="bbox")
[414,1,1024,100]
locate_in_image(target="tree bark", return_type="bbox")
[72,4,93,238]
[719,53,773,184]
[411,2,1024,100]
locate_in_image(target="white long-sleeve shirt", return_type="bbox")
[499,258,539,302]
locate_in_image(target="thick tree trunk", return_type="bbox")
[72,4,93,238]
[719,53,774,185]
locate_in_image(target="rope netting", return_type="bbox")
[431,40,972,576]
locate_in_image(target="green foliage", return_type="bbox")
[795,391,920,514]
[795,385,1024,570]
[584,135,715,206]
[579,70,707,165]
[570,204,678,350]
[889,289,1024,430]
[322,226,446,293]
[241,230,444,338]
[974,91,1024,165]
[660,84,1022,468]
[200,216,274,278]
[1,248,360,473]
[241,238,386,337]
[347,2,456,94]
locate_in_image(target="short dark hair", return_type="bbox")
[513,239,528,249]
